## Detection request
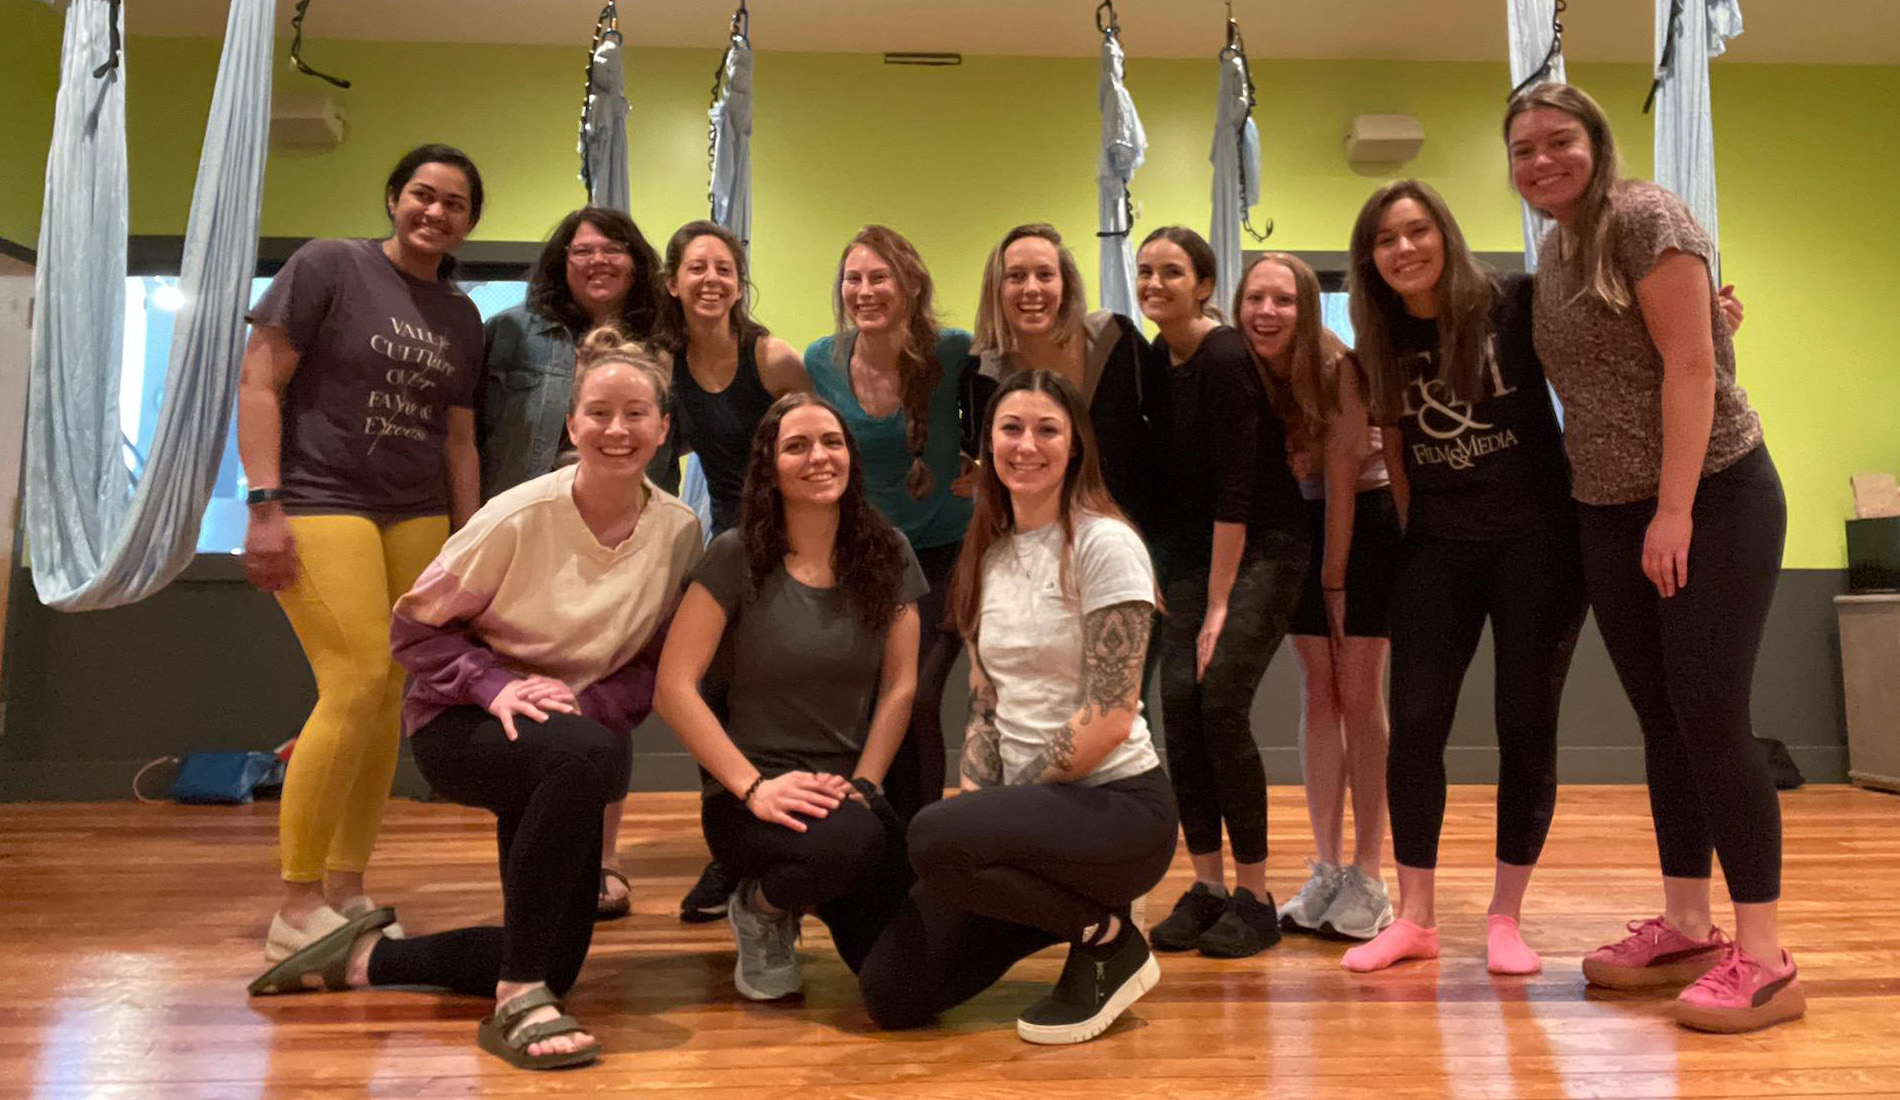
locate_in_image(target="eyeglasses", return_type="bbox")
[568,243,631,261]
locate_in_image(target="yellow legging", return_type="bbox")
[274,513,448,883]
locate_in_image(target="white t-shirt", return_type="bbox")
[977,512,1162,788]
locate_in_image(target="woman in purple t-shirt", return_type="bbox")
[237,144,487,966]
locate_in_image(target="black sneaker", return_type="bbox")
[680,859,736,923]
[1197,887,1283,958]
[1017,925,1160,1045]
[1148,882,1228,952]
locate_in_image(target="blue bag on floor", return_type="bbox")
[167,752,283,805]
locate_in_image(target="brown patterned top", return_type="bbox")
[1532,180,1763,506]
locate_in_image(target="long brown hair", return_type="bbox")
[946,370,1153,641]
[1347,180,1496,425]
[1505,82,1629,310]
[972,223,1088,359]
[1233,252,1350,447]
[831,225,942,500]
[653,220,770,352]
[737,393,909,631]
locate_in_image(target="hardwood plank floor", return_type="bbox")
[1,785,1896,1099]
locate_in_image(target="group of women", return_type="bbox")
[234,81,1802,1071]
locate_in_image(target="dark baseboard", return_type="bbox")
[0,566,1855,800]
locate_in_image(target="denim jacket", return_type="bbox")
[478,304,678,499]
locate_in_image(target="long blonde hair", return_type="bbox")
[1232,253,1348,445]
[1505,82,1629,310]
[972,223,1088,359]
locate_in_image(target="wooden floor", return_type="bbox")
[2,786,1898,1099]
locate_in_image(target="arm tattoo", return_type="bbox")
[960,675,1003,788]
[1082,600,1151,720]
[1021,721,1077,784]
[1021,601,1151,784]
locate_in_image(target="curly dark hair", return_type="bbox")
[526,206,665,340]
[739,393,910,632]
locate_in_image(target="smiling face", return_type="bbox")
[774,404,851,508]
[564,220,634,319]
[841,244,905,334]
[1136,239,1213,327]
[1236,261,1299,364]
[1372,197,1447,310]
[385,162,474,259]
[990,389,1072,506]
[566,362,668,479]
[1001,236,1066,342]
[667,233,740,328]
[1508,106,1596,223]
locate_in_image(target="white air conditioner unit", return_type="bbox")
[271,94,346,150]
[1344,114,1424,164]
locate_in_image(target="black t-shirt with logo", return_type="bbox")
[1386,273,1572,540]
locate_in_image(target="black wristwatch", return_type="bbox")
[246,487,285,505]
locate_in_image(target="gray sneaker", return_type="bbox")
[1279,860,1344,932]
[727,881,802,1000]
[1317,866,1394,940]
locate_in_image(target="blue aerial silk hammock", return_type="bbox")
[709,1,754,251]
[25,0,273,611]
[1507,0,1569,270]
[581,3,632,213]
[1209,14,1268,319]
[1648,0,1744,273]
[1094,2,1145,326]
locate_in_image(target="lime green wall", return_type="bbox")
[4,22,1895,567]
[0,1,61,248]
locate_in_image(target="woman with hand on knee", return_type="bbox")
[656,393,924,1003]
[249,331,702,1071]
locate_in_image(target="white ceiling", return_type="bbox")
[127,0,1900,64]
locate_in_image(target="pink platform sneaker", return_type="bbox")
[1582,916,1728,990]
[1675,944,1806,1033]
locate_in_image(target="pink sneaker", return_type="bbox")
[1675,945,1806,1033]
[1582,916,1728,990]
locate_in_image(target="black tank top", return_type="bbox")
[674,335,776,535]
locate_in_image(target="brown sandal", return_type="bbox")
[476,985,600,1070]
[595,866,632,921]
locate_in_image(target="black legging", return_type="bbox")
[885,539,964,820]
[366,707,629,997]
[1577,445,1786,904]
[701,789,914,971]
[1384,524,1586,869]
[859,769,1177,1029]
[1158,533,1307,865]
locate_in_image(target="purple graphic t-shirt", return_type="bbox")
[247,238,484,521]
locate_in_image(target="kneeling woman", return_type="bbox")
[860,370,1177,1046]
[248,331,703,1071]
[655,393,925,1002]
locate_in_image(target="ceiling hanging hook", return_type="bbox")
[1508,0,1567,100]
[290,0,352,89]
[1096,0,1121,39]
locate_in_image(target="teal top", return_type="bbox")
[804,328,975,550]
